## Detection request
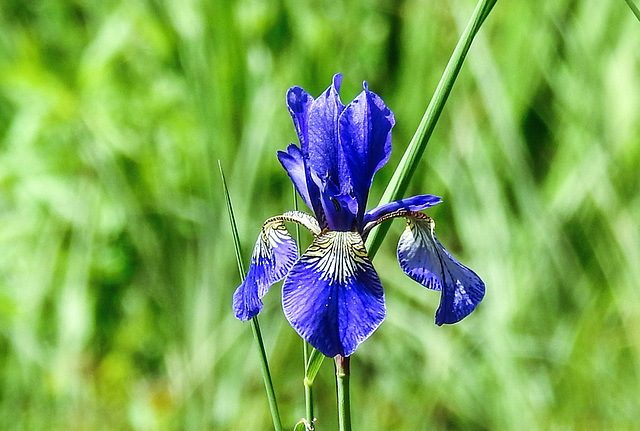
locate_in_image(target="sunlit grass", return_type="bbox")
[1,0,639,429]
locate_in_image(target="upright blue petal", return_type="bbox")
[285,86,327,225]
[397,216,484,325]
[233,218,298,321]
[363,194,443,227]
[282,231,386,357]
[338,82,395,224]
[306,74,346,195]
[286,86,314,154]
[277,144,315,212]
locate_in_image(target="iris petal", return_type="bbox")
[233,218,298,321]
[286,86,314,154]
[397,216,484,325]
[277,144,314,211]
[282,231,385,357]
[338,82,395,222]
[280,210,322,236]
[363,194,443,227]
[232,268,264,321]
[316,176,359,231]
[307,74,346,191]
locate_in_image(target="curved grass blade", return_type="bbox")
[304,348,325,386]
[366,0,498,257]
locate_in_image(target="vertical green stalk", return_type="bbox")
[219,161,284,431]
[294,186,315,426]
[336,355,351,431]
[366,0,498,258]
[303,342,315,425]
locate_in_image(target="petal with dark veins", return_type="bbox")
[397,216,484,325]
[282,231,385,357]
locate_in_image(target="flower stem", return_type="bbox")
[336,355,351,431]
[303,341,315,425]
[293,186,315,426]
[218,160,283,431]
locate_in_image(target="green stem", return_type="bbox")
[303,342,315,424]
[218,161,283,431]
[336,355,351,431]
[293,186,315,426]
[365,0,498,258]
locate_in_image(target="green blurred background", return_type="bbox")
[1,0,639,429]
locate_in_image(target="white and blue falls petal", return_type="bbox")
[397,215,484,325]
[233,217,299,321]
[282,231,385,357]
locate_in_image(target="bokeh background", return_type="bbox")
[1,0,639,429]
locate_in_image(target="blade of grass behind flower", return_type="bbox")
[304,348,325,386]
[625,0,640,22]
[366,0,498,257]
[218,160,284,431]
[292,420,307,431]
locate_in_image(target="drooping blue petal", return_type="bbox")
[363,194,442,227]
[338,82,395,223]
[232,268,264,321]
[397,216,484,325]
[306,74,346,193]
[233,218,298,321]
[286,86,314,154]
[277,144,314,211]
[282,231,386,357]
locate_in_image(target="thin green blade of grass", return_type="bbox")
[218,160,284,431]
[366,0,498,257]
[625,0,640,21]
[219,160,247,279]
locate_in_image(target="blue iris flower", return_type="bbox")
[233,74,484,358]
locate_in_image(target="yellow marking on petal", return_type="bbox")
[265,210,321,236]
[362,209,432,239]
[302,231,372,285]
[254,211,322,260]
[254,220,289,260]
